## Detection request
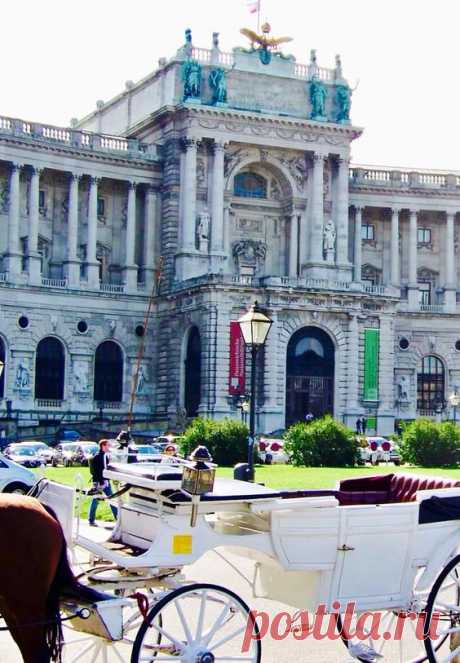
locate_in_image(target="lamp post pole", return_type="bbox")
[237,301,272,482]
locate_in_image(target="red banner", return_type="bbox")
[229,321,246,395]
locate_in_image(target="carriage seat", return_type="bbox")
[338,473,460,505]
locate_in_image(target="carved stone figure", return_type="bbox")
[196,158,206,187]
[136,365,148,395]
[323,219,336,252]
[309,78,328,120]
[182,59,201,100]
[336,84,351,123]
[74,361,89,393]
[197,209,211,251]
[209,68,227,104]
[397,375,409,402]
[279,155,308,191]
[232,239,267,274]
[15,361,30,390]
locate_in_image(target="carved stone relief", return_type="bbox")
[237,218,263,234]
[0,178,9,214]
[196,158,206,187]
[232,239,266,275]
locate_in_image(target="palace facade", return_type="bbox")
[0,29,459,435]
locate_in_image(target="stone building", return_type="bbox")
[1,28,459,435]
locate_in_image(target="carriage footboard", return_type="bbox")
[61,596,130,641]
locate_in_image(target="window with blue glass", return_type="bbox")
[234,172,267,199]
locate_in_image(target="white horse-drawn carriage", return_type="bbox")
[36,454,460,663]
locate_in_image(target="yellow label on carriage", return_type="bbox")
[172,535,192,554]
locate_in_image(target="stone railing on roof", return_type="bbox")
[0,115,157,160]
[350,165,460,191]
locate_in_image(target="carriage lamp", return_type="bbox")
[181,445,216,527]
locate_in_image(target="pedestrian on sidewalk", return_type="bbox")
[88,439,118,526]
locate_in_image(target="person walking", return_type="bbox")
[356,418,362,435]
[361,417,367,435]
[88,439,118,526]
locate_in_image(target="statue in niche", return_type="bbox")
[135,365,149,395]
[336,84,351,123]
[197,209,210,251]
[209,68,227,104]
[74,361,89,393]
[182,59,201,100]
[323,219,336,253]
[309,77,328,119]
[15,361,30,390]
[397,375,410,403]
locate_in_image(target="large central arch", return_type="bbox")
[285,326,335,426]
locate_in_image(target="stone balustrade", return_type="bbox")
[0,115,156,160]
[350,165,459,190]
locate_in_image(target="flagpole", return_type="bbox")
[257,0,261,32]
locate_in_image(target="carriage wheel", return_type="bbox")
[131,583,261,663]
[423,553,460,662]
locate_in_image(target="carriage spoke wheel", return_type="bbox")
[131,583,261,663]
[337,608,433,663]
[423,554,460,662]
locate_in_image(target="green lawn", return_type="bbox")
[38,463,460,522]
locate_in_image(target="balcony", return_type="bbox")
[419,303,444,314]
[41,277,67,288]
[350,165,459,191]
[100,283,125,294]
[36,399,63,408]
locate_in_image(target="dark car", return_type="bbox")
[75,441,99,466]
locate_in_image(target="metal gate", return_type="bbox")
[285,375,334,426]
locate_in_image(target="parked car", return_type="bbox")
[52,443,83,467]
[257,436,290,465]
[18,441,55,465]
[134,444,164,463]
[360,436,401,466]
[75,441,99,466]
[4,444,45,468]
[0,454,36,493]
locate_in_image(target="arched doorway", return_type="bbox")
[94,341,123,403]
[0,338,5,399]
[286,327,335,426]
[35,337,65,400]
[184,327,201,417]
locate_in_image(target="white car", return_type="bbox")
[257,437,290,464]
[0,454,36,493]
[360,437,401,466]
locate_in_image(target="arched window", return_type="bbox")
[94,341,123,403]
[35,337,65,400]
[0,338,5,399]
[184,327,201,417]
[234,172,267,199]
[417,355,445,413]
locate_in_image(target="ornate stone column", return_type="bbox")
[122,181,138,290]
[378,315,396,435]
[143,185,157,287]
[347,314,360,412]
[310,153,325,263]
[353,206,363,282]
[211,140,225,253]
[64,173,81,288]
[390,207,400,287]
[28,166,43,285]
[408,209,419,308]
[4,163,23,278]
[289,213,298,277]
[445,211,456,311]
[86,176,100,288]
[336,157,350,267]
[181,138,198,251]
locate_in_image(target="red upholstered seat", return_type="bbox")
[337,474,460,505]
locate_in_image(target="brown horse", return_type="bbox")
[0,493,94,663]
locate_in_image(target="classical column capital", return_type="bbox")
[313,152,326,164]
[212,138,228,153]
[180,136,200,152]
[409,208,419,217]
[391,206,401,215]
[11,162,24,172]
[446,210,456,220]
[337,156,350,167]
[69,172,82,182]
[145,184,159,196]
[89,175,102,186]
[30,165,44,177]
[127,180,138,191]
[354,204,365,213]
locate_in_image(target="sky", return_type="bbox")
[3,0,460,170]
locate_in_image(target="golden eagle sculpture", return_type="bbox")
[240,22,293,65]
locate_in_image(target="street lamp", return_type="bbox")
[237,301,272,481]
[449,390,460,423]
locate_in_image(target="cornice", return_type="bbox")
[350,183,460,200]
[0,134,162,172]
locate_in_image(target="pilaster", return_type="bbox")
[87,176,100,288]
[143,186,157,287]
[4,163,23,279]
[63,173,81,288]
[122,181,138,291]
[407,209,418,308]
[353,206,363,283]
[28,166,43,285]
[390,207,400,287]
